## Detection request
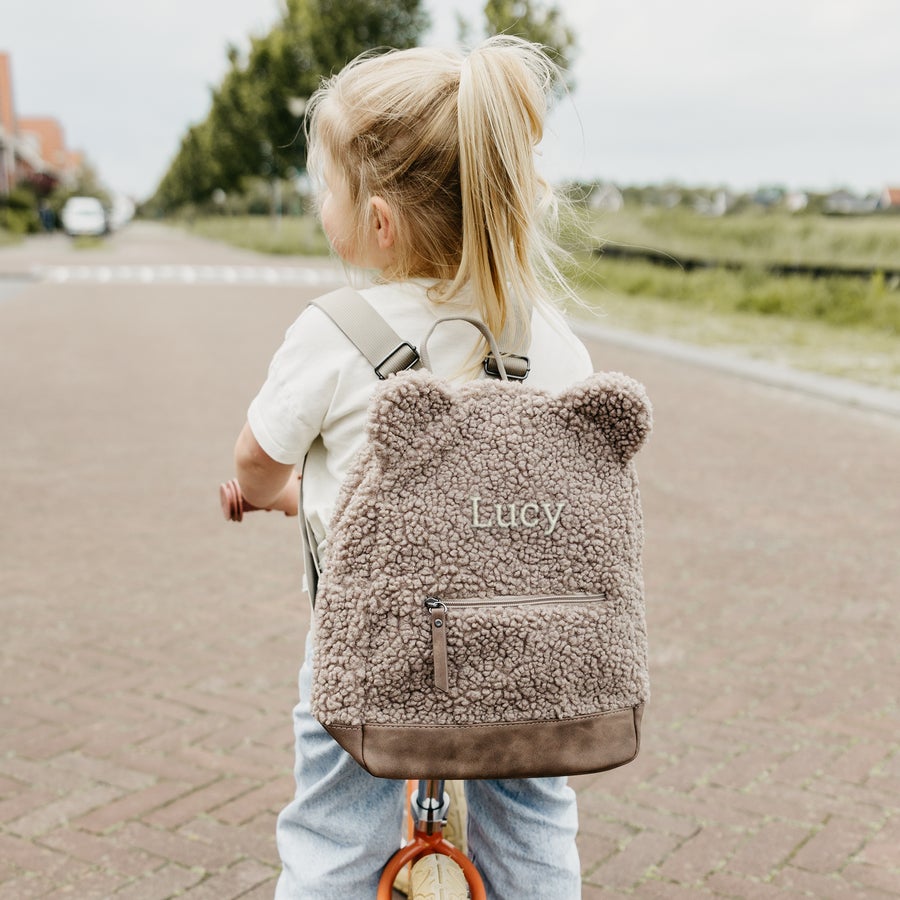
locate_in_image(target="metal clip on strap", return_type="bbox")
[310,287,422,380]
[484,353,530,381]
[374,342,420,380]
[312,287,529,382]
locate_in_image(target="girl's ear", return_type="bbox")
[369,196,396,251]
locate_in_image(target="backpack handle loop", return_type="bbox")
[419,316,508,381]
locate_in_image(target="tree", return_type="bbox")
[150,0,429,212]
[153,123,218,211]
[460,0,577,84]
[303,0,429,77]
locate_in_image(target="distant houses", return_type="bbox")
[577,179,900,217]
[817,187,900,215]
[823,190,880,215]
[0,52,84,196]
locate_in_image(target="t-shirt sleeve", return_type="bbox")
[246,306,341,465]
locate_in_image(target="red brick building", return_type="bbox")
[0,51,83,195]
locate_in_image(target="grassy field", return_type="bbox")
[571,285,900,390]
[585,205,900,269]
[568,206,900,390]
[180,215,330,256]
[178,208,900,391]
[574,255,900,332]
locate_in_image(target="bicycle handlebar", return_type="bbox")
[220,479,256,522]
[220,475,300,522]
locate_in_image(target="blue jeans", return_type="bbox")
[275,636,582,899]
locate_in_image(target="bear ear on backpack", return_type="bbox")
[366,371,455,464]
[560,372,653,462]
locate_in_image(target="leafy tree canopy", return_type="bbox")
[150,0,576,213]
[151,0,428,212]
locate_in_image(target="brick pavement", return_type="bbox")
[1,226,899,897]
[572,340,900,898]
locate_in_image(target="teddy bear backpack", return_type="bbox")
[302,288,653,780]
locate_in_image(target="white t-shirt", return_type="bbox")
[247,280,594,557]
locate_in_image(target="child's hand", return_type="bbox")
[220,475,299,521]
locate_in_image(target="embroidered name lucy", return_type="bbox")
[470,496,565,535]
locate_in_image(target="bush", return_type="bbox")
[0,224,21,245]
[0,187,41,234]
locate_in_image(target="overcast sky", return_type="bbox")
[4,0,899,199]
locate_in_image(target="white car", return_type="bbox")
[61,196,107,237]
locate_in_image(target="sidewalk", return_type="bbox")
[1,250,898,897]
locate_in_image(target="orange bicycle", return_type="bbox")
[220,480,486,900]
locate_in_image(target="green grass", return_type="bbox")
[71,235,106,250]
[572,252,900,391]
[0,227,22,247]
[560,206,900,390]
[573,255,900,335]
[587,206,900,269]
[573,288,900,391]
[181,215,330,256]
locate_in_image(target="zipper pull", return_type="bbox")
[425,598,450,693]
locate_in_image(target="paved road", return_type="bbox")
[1,224,898,898]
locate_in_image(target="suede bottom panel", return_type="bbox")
[325,705,643,780]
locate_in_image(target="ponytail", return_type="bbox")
[306,37,572,356]
[452,36,563,352]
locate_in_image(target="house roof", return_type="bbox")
[18,117,68,170]
[883,187,900,206]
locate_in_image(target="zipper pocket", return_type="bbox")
[424,593,604,694]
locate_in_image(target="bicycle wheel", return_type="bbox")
[442,781,468,856]
[409,854,470,900]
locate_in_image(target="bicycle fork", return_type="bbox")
[377,780,486,899]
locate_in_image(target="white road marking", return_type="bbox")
[31,264,343,287]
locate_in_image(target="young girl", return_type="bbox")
[234,36,591,899]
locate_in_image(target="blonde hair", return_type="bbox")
[306,36,570,352]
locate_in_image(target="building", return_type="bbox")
[0,51,83,195]
[823,189,879,215]
[19,117,83,178]
[0,52,16,194]
[879,187,900,210]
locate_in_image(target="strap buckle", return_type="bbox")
[374,342,420,380]
[483,353,530,381]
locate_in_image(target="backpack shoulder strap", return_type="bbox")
[310,287,422,380]
[311,286,531,381]
[302,287,420,606]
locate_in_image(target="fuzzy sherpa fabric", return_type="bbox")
[311,369,652,729]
